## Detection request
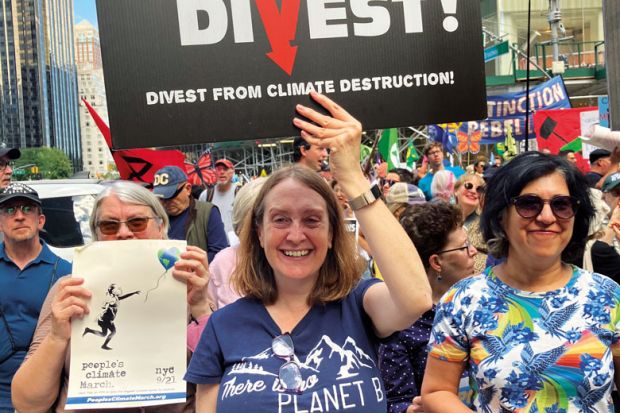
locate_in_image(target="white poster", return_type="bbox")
[580,110,600,161]
[66,240,187,410]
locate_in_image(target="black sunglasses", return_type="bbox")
[382,179,397,187]
[511,195,580,220]
[463,182,485,194]
[0,160,14,171]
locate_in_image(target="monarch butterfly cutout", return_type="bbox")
[456,130,482,154]
[185,151,216,187]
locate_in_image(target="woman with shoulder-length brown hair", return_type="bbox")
[184,92,432,413]
[234,165,364,305]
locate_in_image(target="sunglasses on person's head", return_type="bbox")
[0,204,37,216]
[463,182,485,194]
[96,216,156,235]
[272,334,303,394]
[511,195,579,220]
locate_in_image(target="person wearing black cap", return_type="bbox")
[0,182,71,411]
[0,147,21,189]
[293,136,328,172]
[152,165,228,262]
[585,148,619,188]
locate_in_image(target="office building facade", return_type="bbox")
[75,19,112,177]
[0,0,81,169]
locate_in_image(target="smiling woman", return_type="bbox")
[12,181,212,413]
[184,92,432,413]
[421,152,620,413]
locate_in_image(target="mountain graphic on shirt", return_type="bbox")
[304,336,375,379]
[229,336,374,380]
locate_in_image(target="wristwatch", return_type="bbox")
[348,184,382,211]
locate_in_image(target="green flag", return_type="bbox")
[560,137,583,153]
[378,129,400,170]
[406,140,419,167]
[360,144,372,163]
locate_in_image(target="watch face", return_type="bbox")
[370,184,382,199]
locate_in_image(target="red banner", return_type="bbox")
[533,107,597,172]
[82,99,185,186]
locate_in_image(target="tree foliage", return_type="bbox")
[14,147,73,180]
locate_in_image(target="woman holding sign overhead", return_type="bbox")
[12,181,211,413]
[184,92,432,412]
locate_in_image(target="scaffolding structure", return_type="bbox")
[176,127,433,179]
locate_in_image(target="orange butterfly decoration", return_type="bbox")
[184,151,216,187]
[456,130,482,154]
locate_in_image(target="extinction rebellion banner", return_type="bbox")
[97,0,487,149]
[459,76,571,144]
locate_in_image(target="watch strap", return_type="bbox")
[348,184,382,211]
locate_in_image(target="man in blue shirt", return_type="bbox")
[417,142,465,200]
[0,183,71,412]
[152,166,228,262]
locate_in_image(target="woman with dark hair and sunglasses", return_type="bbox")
[13,181,211,413]
[421,151,620,413]
[185,92,432,412]
[453,174,487,273]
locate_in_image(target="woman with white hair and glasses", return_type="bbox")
[422,152,620,413]
[185,92,432,412]
[12,181,211,412]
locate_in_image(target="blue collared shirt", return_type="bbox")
[0,240,71,411]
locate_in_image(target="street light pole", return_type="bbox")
[604,0,619,129]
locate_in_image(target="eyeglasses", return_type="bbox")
[382,179,397,187]
[437,241,476,257]
[96,216,156,235]
[511,195,579,220]
[0,160,14,171]
[463,182,485,194]
[0,204,37,216]
[427,150,442,157]
[272,334,303,394]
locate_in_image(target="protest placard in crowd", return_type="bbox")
[97,0,487,149]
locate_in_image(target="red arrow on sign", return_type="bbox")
[256,0,301,76]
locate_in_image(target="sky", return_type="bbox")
[73,0,98,27]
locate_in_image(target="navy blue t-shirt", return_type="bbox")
[185,278,387,413]
[0,241,71,412]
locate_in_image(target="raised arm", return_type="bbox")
[119,290,141,300]
[294,91,432,337]
[12,277,92,412]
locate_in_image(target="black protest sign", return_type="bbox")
[97,0,487,150]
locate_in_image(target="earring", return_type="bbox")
[436,272,442,282]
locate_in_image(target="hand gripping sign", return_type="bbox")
[97,0,486,149]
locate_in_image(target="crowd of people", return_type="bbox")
[1,93,620,412]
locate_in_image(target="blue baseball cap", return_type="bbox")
[152,166,188,199]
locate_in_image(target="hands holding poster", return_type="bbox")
[66,240,187,410]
